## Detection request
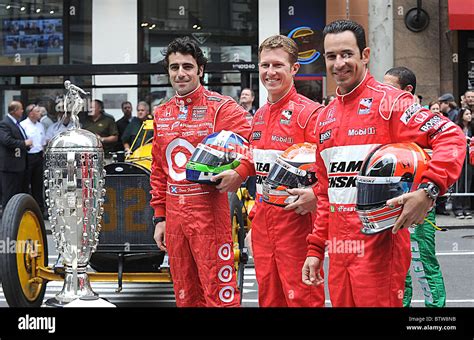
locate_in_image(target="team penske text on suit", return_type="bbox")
[307,71,465,307]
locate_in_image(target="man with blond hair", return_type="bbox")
[215,35,325,307]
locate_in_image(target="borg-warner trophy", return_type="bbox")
[44,81,109,306]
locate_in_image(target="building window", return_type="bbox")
[139,0,259,107]
[69,0,92,65]
[139,0,258,64]
[0,0,64,66]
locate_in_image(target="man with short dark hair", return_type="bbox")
[463,90,474,112]
[0,101,32,208]
[438,93,459,122]
[384,67,417,94]
[383,66,446,308]
[302,19,465,307]
[150,37,251,307]
[239,88,256,122]
[116,101,133,152]
[238,87,257,198]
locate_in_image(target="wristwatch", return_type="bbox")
[152,216,166,225]
[417,182,440,201]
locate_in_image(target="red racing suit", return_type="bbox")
[236,86,326,307]
[307,71,465,307]
[150,85,251,307]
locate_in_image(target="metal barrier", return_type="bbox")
[443,141,473,217]
[449,142,472,196]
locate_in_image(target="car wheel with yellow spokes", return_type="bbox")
[0,194,49,307]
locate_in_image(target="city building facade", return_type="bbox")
[0,0,472,118]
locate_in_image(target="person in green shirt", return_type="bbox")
[81,99,118,158]
[384,66,446,308]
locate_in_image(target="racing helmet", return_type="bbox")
[262,143,317,206]
[186,130,249,184]
[356,142,430,235]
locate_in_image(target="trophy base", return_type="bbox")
[45,268,98,307]
[64,296,116,307]
[44,297,75,308]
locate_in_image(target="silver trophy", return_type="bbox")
[44,81,107,306]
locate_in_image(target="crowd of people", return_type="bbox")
[0,97,158,218]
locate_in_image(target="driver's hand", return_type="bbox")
[302,256,324,286]
[153,221,167,251]
[211,170,244,193]
[386,190,433,234]
[284,188,317,215]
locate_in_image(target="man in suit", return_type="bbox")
[0,101,33,209]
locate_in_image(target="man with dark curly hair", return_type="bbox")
[150,37,251,307]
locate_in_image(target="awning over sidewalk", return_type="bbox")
[448,0,474,30]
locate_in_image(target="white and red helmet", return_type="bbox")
[262,143,317,206]
[356,142,431,235]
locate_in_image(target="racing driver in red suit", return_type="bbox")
[302,20,465,307]
[150,37,251,307]
[214,35,325,307]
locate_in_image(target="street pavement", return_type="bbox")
[0,213,472,307]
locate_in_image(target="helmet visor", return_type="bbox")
[189,143,226,167]
[356,176,412,208]
[267,157,311,188]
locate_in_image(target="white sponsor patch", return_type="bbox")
[413,110,431,124]
[400,103,422,125]
[420,115,443,132]
[358,97,373,115]
[319,130,332,144]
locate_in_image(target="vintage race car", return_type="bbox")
[0,120,252,307]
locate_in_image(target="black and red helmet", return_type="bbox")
[356,142,430,235]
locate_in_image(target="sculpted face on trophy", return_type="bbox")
[43,81,107,306]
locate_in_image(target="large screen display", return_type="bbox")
[3,18,63,56]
